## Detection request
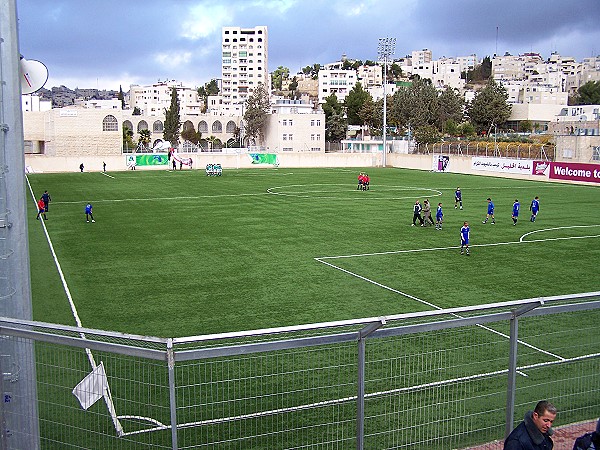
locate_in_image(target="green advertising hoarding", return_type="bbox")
[125,154,169,167]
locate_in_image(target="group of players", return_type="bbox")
[356,172,370,191]
[408,185,541,257]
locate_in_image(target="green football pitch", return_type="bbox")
[26,167,600,338]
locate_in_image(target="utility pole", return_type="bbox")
[378,37,396,167]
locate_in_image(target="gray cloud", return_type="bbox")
[16,0,600,90]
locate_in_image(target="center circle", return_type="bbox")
[266,184,443,200]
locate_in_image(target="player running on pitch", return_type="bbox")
[511,199,520,225]
[460,221,470,255]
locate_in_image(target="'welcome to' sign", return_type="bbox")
[549,162,600,183]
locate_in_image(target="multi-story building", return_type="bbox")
[357,65,382,87]
[318,68,358,104]
[265,99,325,152]
[221,26,268,111]
[129,80,204,116]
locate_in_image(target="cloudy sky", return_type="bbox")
[16,0,600,91]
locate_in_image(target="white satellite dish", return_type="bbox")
[20,57,49,94]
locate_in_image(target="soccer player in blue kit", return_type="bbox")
[435,202,443,230]
[454,187,463,210]
[530,196,540,222]
[85,203,95,223]
[460,221,470,255]
[482,198,495,224]
[511,199,520,225]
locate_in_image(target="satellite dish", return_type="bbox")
[20,57,49,94]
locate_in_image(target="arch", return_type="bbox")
[137,120,149,132]
[226,120,237,133]
[102,115,118,131]
[153,120,164,132]
[198,121,208,133]
[211,120,223,133]
[123,120,133,131]
[183,120,194,132]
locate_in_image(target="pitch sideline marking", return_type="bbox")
[315,226,600,361]
[101,172,115,179]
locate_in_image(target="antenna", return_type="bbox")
[19,57,49,94]
[495,26,498,56]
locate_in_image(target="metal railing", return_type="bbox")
[0,292,599,449]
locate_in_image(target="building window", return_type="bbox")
[282,119,287,126]
[153,120,163,132]
[593,146,600,161]
[198,121,208,133]
[212,120,223,133]
[289,134,293,141]
[316,120,321,126]
[282,134,287,141]
[136,120,148,132]
[226,120,236,133]
[123,120,133,132]
[102,115,118,131]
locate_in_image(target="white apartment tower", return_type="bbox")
[221,26,268,111]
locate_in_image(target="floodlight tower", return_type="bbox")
[378,37,396,168]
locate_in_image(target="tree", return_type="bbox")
[163,87,181,145]
[301,63,320,80]
[345,82,371,126]
[138,129,151,147]
[132,106,141,115]
[288,76,299,99]
[181,128,202,144]
[436,86,464,130]
[358,97,383,135]
[466,79,511,134]
[520,120,533,133]
[413,124,442,145]
[118,85,125,109]
[322,93,347,142]
[198,79,220,113]
[574,81,600,105]
[123,125,135,150]
[389,78,439,131]
[464,56,492,83]
[271,66,290,90]
[457,122,476,137]
[243,83,271,146]
[389,63,403,80]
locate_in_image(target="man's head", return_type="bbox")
[532,401,557,434]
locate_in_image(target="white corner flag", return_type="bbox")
[73,362,108,410]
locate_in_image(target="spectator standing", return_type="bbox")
[412,200,424,227]
[530,196,540,222]
[422,199,435,227]
[483,198,495,224]
[504,400,557,450]
[79,163,84,172]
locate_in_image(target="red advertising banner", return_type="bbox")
[549,162,600,183]
[532,160,550,176]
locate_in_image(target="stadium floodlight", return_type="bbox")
[378,37,396,168]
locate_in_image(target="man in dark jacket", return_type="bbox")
[504,400,557,450]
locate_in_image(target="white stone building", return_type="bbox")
[221,26,268,111]
[318,68,358,104]
[129,80,204,116]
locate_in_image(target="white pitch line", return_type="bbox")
[101,172,115,179]
[315,227,600,361]
[51,192,270,204]
[315,257,442,309]
[26,177,124,435]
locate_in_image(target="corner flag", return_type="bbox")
[72,361,108,410]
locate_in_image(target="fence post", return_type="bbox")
[505,312,519,439]
[505,301,544,439]
[356,320,385,450]
[167,338,178,450]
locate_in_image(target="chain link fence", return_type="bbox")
[1,293,599,449]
